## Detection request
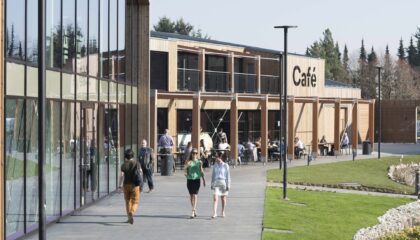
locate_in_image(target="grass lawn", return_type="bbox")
[263,188,413,240]
[267,155,420,194]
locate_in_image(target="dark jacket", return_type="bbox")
[138,147,154,169]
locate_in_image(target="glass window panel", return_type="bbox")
[108,104,118,191]
[62,72,75,100]
[77,75,88,101]
[118,104,125,165]
[89,0,99,77]
[26,99,39,229]
[125,85,132,104]
[75,103,81,208]
[117,0,125,82]
[63,0,76,72]
[27,0,38,64]
[125,104,132,149]
[62,101,75,213]
[47,70,61,99]
[89,78,98,101]
[132,87,137,104]
[98,104,109,197]
[100,80,109,102]
[46,0,62,69]
[118,83,125,103]
[6,0,25,60]
[6,62,25,96]
[132,105,138,151]
[5,99,25,237]
[109,81,117,103]
[27,66,39,97]
[45,101,61,218]
[76,0,88,74]
[100,0,110,79]
[109,0,118,80]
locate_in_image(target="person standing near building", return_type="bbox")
[138,139,154,193]
[211,152,231,218]
[341,132,349,148]
[158,129,174,154]
[184,148,206,218]
[119,149,141,224]
[294,137,305,158]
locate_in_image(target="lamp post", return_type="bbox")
[376,66,382,159]
[274,25,297,200]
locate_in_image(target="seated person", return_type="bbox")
[341,132,349,148]
[294,137,304,158]
[237,143,245,165]
[218,138,230,162]
[245,138,256,161]
[319,135,328,156]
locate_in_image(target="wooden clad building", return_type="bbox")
[149,31,375,165]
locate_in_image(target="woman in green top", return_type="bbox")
[184,148,206,218]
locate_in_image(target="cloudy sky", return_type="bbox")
[151,0,419,59]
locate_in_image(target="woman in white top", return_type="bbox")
[211,152,231,218]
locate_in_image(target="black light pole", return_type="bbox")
[274,25,297,200]
[376,66,382,159]
[38,0,47,239]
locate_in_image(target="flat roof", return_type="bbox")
[151,31,319,59]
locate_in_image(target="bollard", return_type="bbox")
[416,170,420,199]
[307,154,313,166]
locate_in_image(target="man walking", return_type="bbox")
[138,139,154,193]
[119,149,141,224]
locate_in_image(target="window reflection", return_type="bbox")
[62,102,75,213]
[118,0,126,81]
[77,0,88,74]
[46,0,62,69]
[6,0,25,60]
[100,0,110,79]
[27,0,38,64]
[62,0,76,72]
[89,0,99,77]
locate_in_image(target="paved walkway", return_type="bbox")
[25,165,270,240]
[23,144,419,240]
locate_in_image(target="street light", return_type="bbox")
[274,25,297,200]
[376,66,382,159]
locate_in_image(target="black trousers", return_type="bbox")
[141,166,154,191]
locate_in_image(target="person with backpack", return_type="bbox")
[138,139,154,193]
[119,149,142,224]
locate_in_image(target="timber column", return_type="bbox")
[312,98,319,156]
[127,0,150,143]
[352,100,359,152]
[334,99,341,155]
[150,90,158,172]
[192,93,201,149]
[0,0,4,238]
[198,49,205,92]
[368,100,375,151]
[230,94,238,165]
[261,96,268,163]
[287,97,295,159]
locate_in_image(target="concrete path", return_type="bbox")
[24,165,270,240]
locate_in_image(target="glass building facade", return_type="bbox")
[4,0,138,239]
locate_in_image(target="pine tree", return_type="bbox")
[359,39,367,62]
[407,37,417,66]
[397,38,406,61]
[382,45,395,99]
[18,41,23,60]
[153,16,176,33]
[414,27,420,66]
[342,44,351,83]
[8,24,15,57]
[366,47,378,99]
[367,47,377,63]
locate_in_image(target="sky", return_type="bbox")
[150,0,420,59]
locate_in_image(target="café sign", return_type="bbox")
[292,66,317,87]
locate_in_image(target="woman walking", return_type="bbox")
[211,152,231,218]
[184,148,206,218]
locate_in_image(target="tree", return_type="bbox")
[407,37,417,66]
[306,29,345,81]
[381,45,395,99]
[153,16,210,39]
[7,24,15,57]
[359,39,367,62]
[415,27,420,66]
[397,38,406,61]
[364,47,378,99]
[342,44,351,83]
[357,40,369,97]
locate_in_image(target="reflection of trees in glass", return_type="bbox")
[46,23,86,69]
[6,24,24,60]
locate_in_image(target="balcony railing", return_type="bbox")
[234,73,257,93]
[260,75,280,94]
[178,68,200,91]
[205,70,230,93]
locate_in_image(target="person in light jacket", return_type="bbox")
[211,152,231,218]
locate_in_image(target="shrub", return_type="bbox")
[379,226,420,240]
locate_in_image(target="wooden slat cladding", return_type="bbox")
[380,100,420,143]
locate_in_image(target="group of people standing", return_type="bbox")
[118,131,232,224]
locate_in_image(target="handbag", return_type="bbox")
[132,164,143,187]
